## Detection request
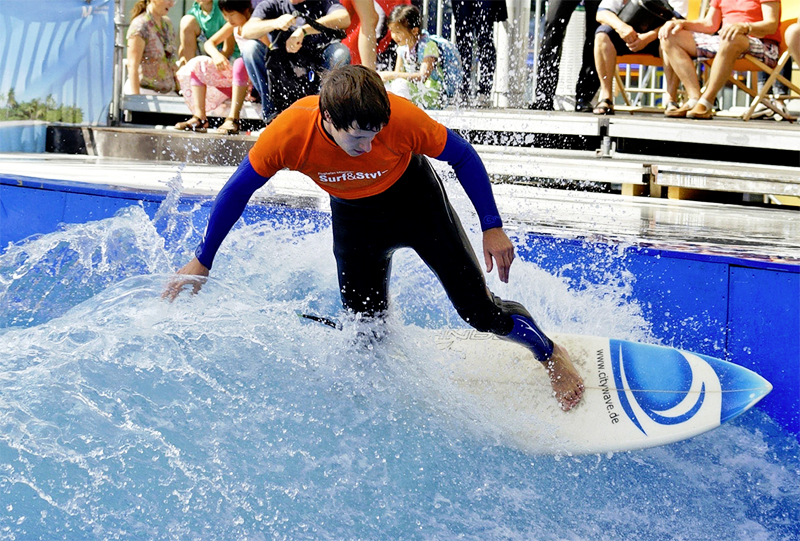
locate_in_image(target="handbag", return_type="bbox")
[618,0,676,33]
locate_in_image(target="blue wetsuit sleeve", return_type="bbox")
[434,128,502,231]
[194,155,270,269]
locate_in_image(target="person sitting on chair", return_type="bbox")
[659,0,780,119]
[125,0,180,95]
[592,0,687,115]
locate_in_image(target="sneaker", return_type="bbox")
[750,102,773,119]
[772,101,789,121]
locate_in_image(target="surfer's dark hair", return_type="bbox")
[320,65,391,132]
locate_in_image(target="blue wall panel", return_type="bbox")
[625,252,729,357]
[1,184,160,249]
[728,267,800,437]
[518,236,729,357]
[0,1,115,125]
[1,183,67,246]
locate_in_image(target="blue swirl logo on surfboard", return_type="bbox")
[608,340,770,438]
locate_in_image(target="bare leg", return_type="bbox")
[175,85,208,130]
[700,35,750,103]
[230,85,247,120]
[661,30,702,99]
[192,85,207,120]
[544,343,585,411]
[593,33,618,102]
[214,85,247,134]
[786,22,800,65]
[662,52,679,102]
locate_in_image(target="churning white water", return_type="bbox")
[0,176,798,540]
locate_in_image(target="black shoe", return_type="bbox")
[528,99,554,111]
[575,101,594,113]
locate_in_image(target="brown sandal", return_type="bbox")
[174,116,208,132]
[214,118,240,135]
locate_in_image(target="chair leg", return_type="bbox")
[614,71,632,107]
[743,53,789,120]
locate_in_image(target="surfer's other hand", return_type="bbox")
[162,257,210,301]
[483,227,515,283]
[544,342,585,411]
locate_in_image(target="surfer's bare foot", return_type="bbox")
[543,342,585,411]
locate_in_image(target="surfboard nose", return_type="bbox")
[713,360,773,424]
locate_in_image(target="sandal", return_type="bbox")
[664,101,680,114]
[174,116,208,132]
[214,118,240,135]
[592,98,615,116]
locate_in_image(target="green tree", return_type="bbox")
[1,90,83,123]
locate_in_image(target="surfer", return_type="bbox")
[164,65,585,411]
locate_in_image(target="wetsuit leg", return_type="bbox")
[330,196,397,317]
[399,156,555,360]
[329,155,554,361]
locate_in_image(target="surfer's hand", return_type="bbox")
[162,257,210,301]
[483,227,515,283]
[544,342,585,412]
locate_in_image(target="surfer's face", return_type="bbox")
[323,118,382,157]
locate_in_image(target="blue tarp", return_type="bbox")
[0,0,115,125]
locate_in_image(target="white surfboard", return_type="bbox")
[434,330,773,455]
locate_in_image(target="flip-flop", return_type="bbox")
[592,98,615,115]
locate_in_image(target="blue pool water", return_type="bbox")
[1,183,799,540]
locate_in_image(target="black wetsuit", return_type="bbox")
[331,153,532,336]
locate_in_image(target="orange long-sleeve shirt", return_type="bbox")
[248,93,448,199]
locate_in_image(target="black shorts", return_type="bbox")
[329,154,530,335]
[596,24,662,57]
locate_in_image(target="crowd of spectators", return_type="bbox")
[123,0,798,127]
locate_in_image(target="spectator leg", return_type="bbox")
[533,0,580,109]
[239,39,274,121]
[700,35,751,104]
[474,15,497,96]
[593,32,618,103]
[575,1,600,109]
[452,0,476,100]
[661,30,702,100]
